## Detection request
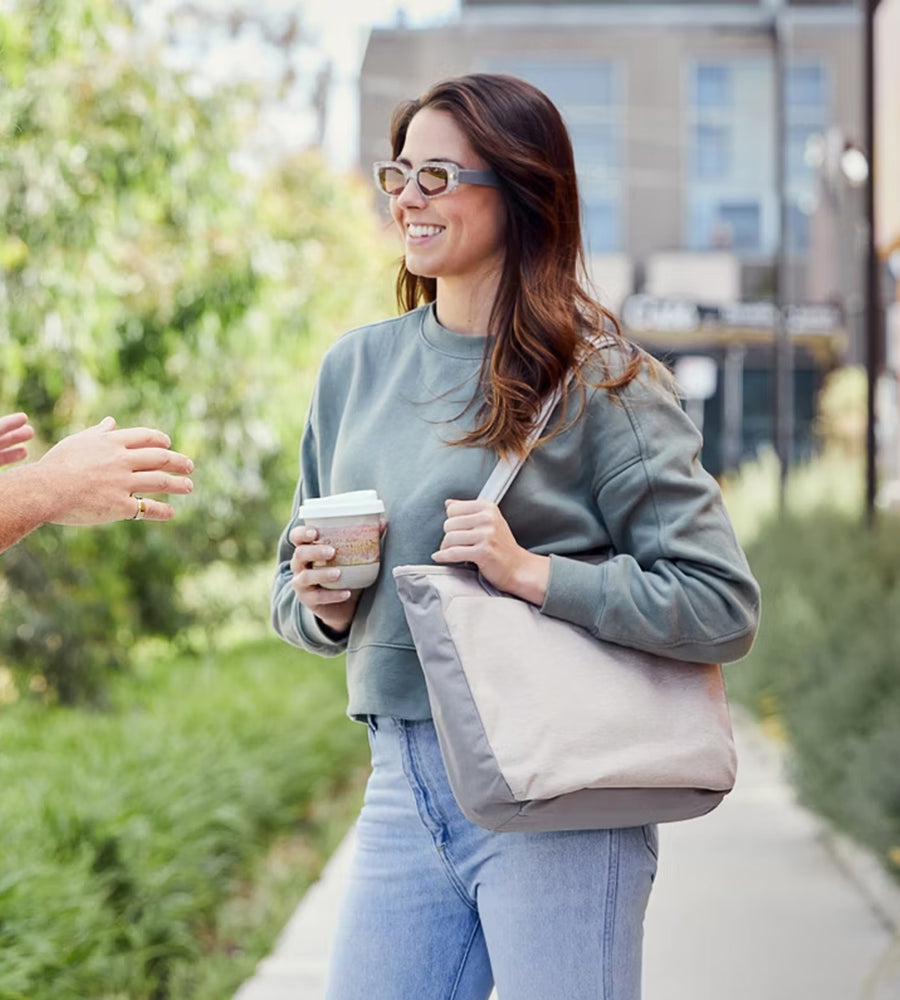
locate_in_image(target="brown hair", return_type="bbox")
[390,73,644,458]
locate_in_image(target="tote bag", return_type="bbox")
[393,383,737,833]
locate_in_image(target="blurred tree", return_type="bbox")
[0,0,395,702]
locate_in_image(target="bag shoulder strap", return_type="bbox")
[477,385,563,505]
[477,334,617,506]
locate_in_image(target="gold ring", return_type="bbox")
[132,495,147,521]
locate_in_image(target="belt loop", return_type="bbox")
[367,714,379,733]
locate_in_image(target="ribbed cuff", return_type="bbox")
[541,554,607,633]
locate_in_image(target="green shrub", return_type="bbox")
[0,0,395,704]
[0,636,368,998]
[726,506,900,881]
[723,364,900,880]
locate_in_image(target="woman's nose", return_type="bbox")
[395,176,426,209]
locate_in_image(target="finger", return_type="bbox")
[127,447,194,474]
[0,412,30,434]
[96,415,117,431]
[290,544,336,574]
[130,498,175,522]
[289,525,319,546]
[445,500,500,523]
[293,584,354,607]
[438,527,479,550]
[109,426,173,449]
[291,568,351,601]
[127,472,194,497]
[442,512,486,534]
[0,445,28,467]
[431,546,472,564]
[0,422,34,448]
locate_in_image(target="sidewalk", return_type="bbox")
[235,712,900,1000]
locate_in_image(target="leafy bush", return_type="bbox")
[726,508,900,881]
[723,368,900,881]
[0,0,395,701]
[0,637,368,998]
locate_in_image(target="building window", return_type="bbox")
[583,200,619,255]
[786,64,827,109]
[784,63,828,255]
[486,57,622,253]
[686,59,774,254]
[718,202,761,251]
[569,121,618,171]
[694,64,732,108]
[693,123,730,179]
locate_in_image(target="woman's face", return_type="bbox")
[391,107,506,288]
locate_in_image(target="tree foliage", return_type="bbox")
[0,0,395,701]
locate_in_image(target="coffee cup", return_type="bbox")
[297,490,385,590]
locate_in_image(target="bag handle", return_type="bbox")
[476,335,615,505]
[477,384,564,505]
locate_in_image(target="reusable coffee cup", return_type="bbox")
[297,490,385,590]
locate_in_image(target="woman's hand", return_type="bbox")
[288,525,363,635]
[432,499,550,606]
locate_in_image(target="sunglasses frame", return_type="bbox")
[373,160,500,199]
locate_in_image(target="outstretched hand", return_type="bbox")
[37,416,194,525]
[0,412,35,468]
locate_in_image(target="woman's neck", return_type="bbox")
[434,272,501,337]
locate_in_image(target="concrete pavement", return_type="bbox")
[235,711,900,999]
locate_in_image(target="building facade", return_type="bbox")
[359,0,864,474]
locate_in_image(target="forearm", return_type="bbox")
[544,551,759,663]
[0,465,56,553]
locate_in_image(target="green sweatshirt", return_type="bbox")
[272,304,760,720]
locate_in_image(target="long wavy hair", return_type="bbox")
[389,73,644,458]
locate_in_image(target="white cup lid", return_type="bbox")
[297,489,385,519]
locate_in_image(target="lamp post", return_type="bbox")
[771,3,793,514]
[863,0,881,524]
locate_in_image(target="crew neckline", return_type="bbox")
[419,303,489,360]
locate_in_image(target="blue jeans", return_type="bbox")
[325,716,658,1000]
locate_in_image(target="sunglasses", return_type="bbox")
[373,160,500,199]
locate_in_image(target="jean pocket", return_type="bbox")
[641,823,659,863]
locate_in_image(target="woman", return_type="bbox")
[272,74,759,1000]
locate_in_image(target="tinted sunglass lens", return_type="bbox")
[417,165,450,196]
[379,166,407,195]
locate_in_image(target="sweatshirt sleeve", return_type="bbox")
[541,364,760,664]
[270,403,349,658]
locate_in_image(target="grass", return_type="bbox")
[0,634,369,999]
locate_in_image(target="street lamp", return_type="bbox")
[863,0,880,524]
[771,4,792,514]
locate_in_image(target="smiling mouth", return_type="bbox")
[406,223,445,239]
